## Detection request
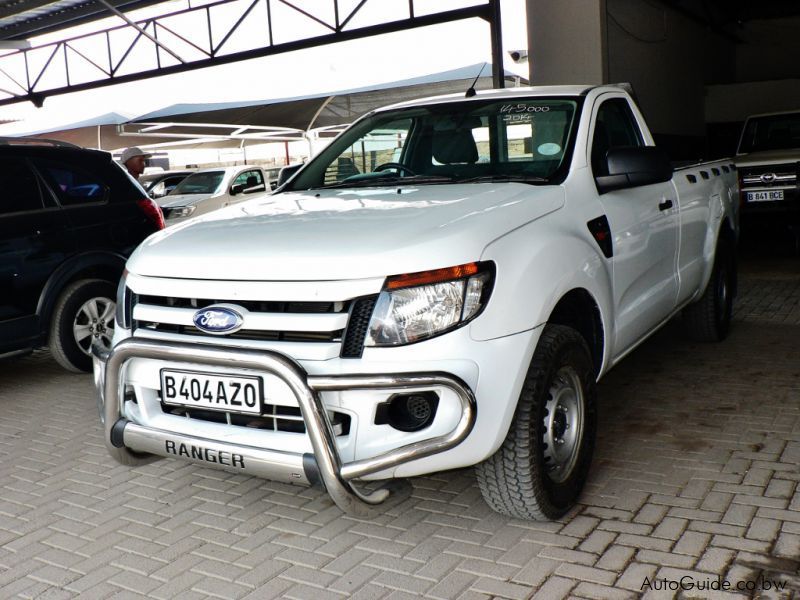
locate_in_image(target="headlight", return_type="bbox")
[364,262,494,347]
[167,205,195,218]
[115,269,132,329]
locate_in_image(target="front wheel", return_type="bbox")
[475,324,597,520]
[49,279,116,373]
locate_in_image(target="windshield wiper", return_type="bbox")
[318,174,455,189]
[456,174,549,184]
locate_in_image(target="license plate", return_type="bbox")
[747,190,784,202]
[160,370,263,414]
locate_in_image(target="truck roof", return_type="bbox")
[374,84,626,113]
[743,109,800,120]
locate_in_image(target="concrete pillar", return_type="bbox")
[527,0,607,85]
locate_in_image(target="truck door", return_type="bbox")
[591,97,680,355]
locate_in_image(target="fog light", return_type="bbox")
[375,392,439,432]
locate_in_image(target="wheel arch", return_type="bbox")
[546,288,605,377]
[37,251,126,338]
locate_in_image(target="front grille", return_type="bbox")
[160,401,351,436]
[341,295,379,358]
[740,163,799,189]
[136,322,342,343]
[138,295,340,314]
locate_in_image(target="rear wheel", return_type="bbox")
[683,239,735,342]
[475,324,597,520]
[49,279,116,373]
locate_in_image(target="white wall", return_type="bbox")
[527,0,607,86]
[706,79,800,123]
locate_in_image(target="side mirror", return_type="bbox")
[595,146,673,194]
[230,183,245,195]
[276,163,303,187]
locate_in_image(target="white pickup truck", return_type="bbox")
[93,85,739,520]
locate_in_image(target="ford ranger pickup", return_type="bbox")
[93,85,739,520]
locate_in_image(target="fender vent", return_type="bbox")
[587,215,613,258]
[341,295,378,358]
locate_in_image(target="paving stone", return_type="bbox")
[746,517,782,542]
[578,530,616,555]
[595,544,636,572]
[530,575,576,600]
[616,562,658,592]
[695,547,736,575]
[0,270,798,599]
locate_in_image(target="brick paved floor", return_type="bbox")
[0,256,798,599]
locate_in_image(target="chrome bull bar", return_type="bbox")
[92,338,476,516]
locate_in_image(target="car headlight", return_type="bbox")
[167,205,195,218]
[364,262,494,347]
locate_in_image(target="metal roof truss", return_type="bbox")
[0,0,503,107]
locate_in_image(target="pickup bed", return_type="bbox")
[93,85,739,520]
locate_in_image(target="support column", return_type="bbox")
[526,0,607,85]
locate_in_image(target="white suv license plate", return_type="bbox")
[160,370,263,414]
[747,190,784,202]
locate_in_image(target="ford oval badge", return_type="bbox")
[193,306,244,335]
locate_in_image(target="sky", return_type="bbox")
[0,0,529,134]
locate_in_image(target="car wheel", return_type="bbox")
[49,279,116,373]
[475,324,597,520]
[682,238,735,342]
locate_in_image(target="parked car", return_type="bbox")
[138,170,194,199]
[157,165,268,223]
[0,138,164,372]
[94,85,738,519]
[736,110,799,217]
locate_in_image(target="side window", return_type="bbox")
[34,159,108,206]
[232,170,264,189]
[163,176,186,194]
[591,98,644,176]
[323,118,412,185]
[0,158,44,215]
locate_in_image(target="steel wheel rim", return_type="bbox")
[543,366,585,484]
[73,296,115,356]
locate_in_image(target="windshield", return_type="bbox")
[739,113,800,153]
[171,171,224,195]
[287,97,581,190]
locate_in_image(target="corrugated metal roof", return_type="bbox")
[0,0,166,40]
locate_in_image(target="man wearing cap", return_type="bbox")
[120,147,151,180]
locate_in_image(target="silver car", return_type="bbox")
[158,165,269,223]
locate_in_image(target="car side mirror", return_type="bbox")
[230,183,245,195]
[595,146,673,194]
[276,163,303,187]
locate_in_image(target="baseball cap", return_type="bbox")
[120,146,152,164]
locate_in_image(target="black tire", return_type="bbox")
[682,239,735,342]
[49,279,116,373]
[475,324,597,520]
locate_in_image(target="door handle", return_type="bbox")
[658,199,673,211]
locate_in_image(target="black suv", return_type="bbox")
[0,140,164,372]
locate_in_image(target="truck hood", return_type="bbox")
[158,193,214,207]
[129,183,564,281]
[735,148,800,168]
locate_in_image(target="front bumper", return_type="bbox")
[92,338,476,516]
